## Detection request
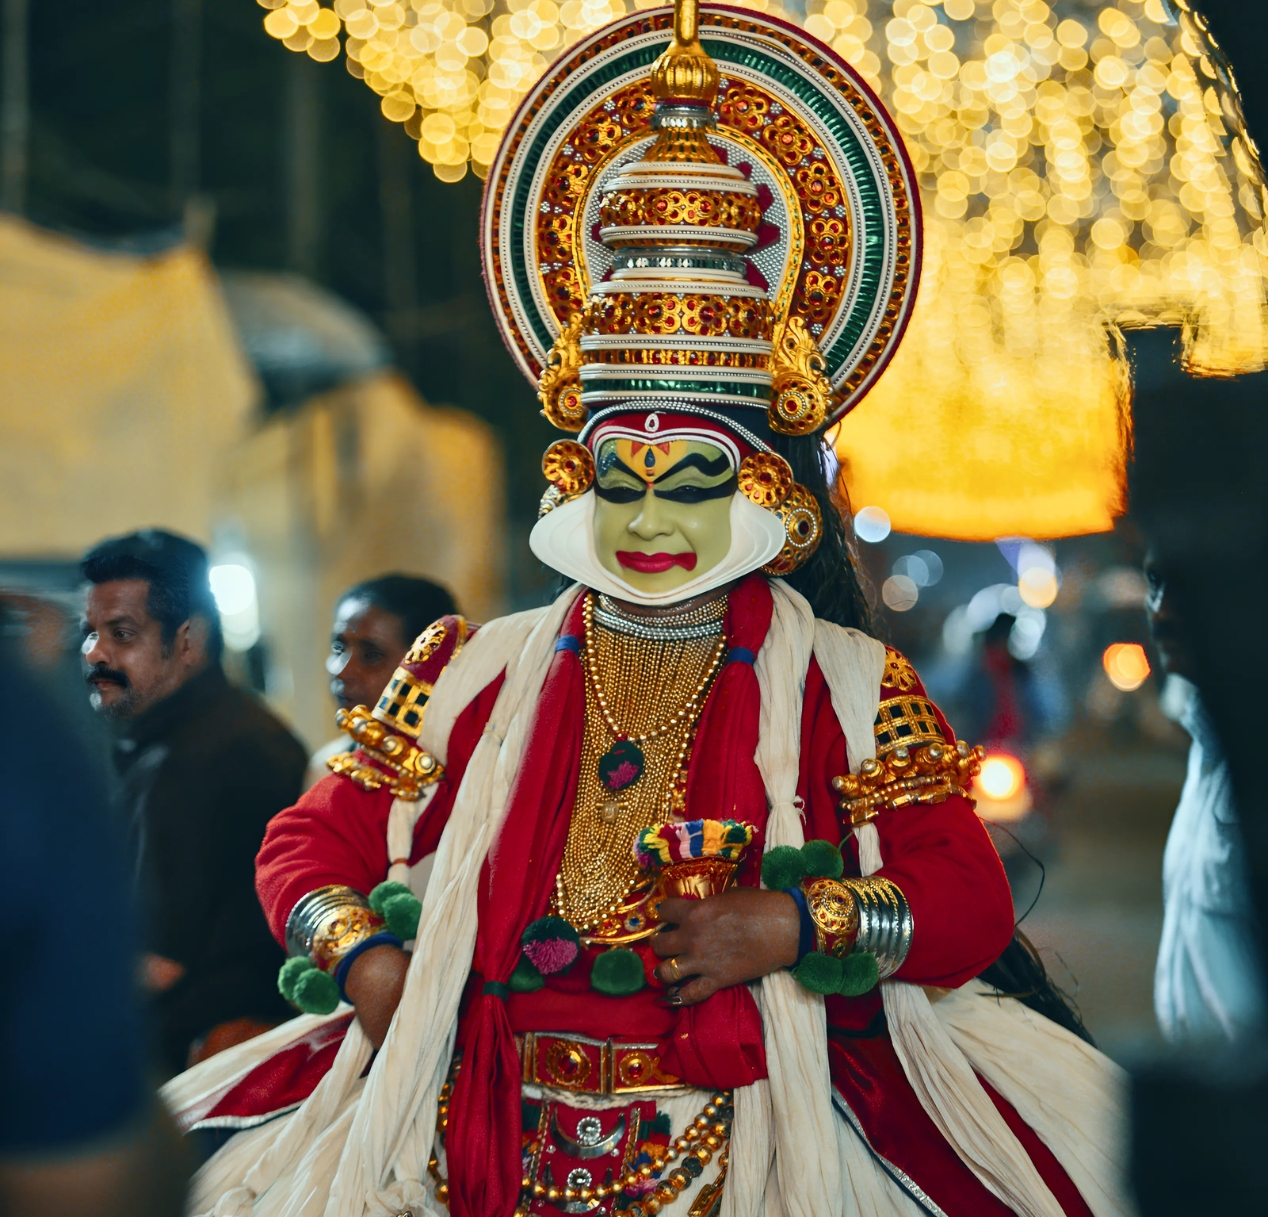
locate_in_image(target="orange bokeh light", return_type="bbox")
[974,753,1027,803]
[1103,642,1151,692]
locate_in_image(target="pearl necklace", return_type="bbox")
[594,592,727,642]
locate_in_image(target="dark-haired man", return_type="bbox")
[81,530,306,1074]
[305,573,457,786]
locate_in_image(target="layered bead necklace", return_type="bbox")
[552,591,727,933]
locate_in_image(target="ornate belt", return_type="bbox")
[518,1031,687,1096]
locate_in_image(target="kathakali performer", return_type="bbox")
[169,3,1133,1215]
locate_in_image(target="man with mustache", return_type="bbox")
[81,530,306,1074]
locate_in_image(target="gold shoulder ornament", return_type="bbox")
[327,614,472,799]
[882,647,919,691]
[833,693,984,825]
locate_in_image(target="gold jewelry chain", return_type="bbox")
[553,597,726,931]
[583,594,726,742]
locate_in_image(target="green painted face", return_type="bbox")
[593,437,737,594]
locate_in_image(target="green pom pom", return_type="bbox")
[800,839,844,880]
[794,952,844,995]
[649,1111,672,1136]
[522,915,580,946]
[381,891,423,940]
[510,954,545,993]
[291,968,341,1015]
[761,845,808,892]
[278,955,314,1002]
[590,948,645,996]
[837,952,879,997]
[368,880,413,915]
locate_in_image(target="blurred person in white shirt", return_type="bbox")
[1148,550,1265,1043]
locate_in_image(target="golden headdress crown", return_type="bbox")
[482,0,921,447]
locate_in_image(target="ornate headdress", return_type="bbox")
[481,0,920,587]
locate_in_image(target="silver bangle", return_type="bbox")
[285,884,377,968]
[850,878,913,980]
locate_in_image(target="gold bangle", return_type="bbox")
[802,877,859,958]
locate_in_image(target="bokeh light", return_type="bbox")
[1103,640,1150,690]
[882,573,920,610]
[208,563,256,616]
[831,0,1268,541]
[976,751,1027,801]
[893,552,930,586]
[256,0,1268,450]
[210,561,261,651]
[855,504,893,543]
[1019,566,1059,607]
[256,0,807,181]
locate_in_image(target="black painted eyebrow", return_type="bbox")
[597,456,646,482]
[653,452,732,482]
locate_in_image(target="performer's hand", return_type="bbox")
[344,944,411,1048]
[651,889,800,1006]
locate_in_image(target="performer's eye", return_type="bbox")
[655,475,738,504]
[594,482,646,504]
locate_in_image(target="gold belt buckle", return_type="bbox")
[520,1032,685,1095]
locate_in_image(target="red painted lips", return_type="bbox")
[616,550,698,573]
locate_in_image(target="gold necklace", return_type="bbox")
[552,594,726,932]
[583,595,726,745]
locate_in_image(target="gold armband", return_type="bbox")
[833,702,984,827]
[285,885,386,974]
[328,705,444,801]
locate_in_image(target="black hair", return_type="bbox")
[81,529,224,663]
[977,930,1095,1045]
[338,574,458,646]
[767,431,875,633]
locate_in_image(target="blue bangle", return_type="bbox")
[784,886,815,967]
[334,931,404,1002]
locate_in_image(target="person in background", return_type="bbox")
[80,530,307,1074]
[305,573,457,788]
[1147,549,1265,1043]
[1,613,189,1216]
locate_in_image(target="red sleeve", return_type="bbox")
[797,655,1013,989]
[255,672,505,946]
